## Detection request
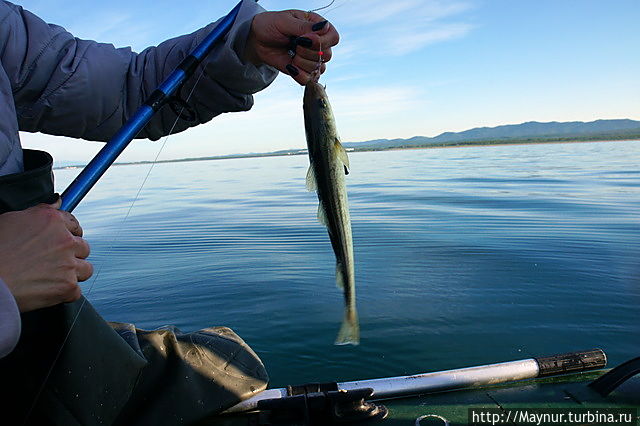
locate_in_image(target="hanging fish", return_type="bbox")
[303,75,359,345]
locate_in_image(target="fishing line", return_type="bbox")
[316,39,324,75]
[306,0,340,77]
[23,66,208,425]
[324,1,345,15]
[309,0,335,13]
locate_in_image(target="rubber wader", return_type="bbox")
[0,150,268,425]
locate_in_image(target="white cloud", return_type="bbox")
[331,85,425,119]
[386,23,474,55]
[326,0,475,58]
[349,0,423,24]
[349,0,472,25]
[66,13,157,51]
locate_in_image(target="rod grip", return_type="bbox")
[535,349,606,377]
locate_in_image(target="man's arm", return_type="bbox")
[1,0,278,142]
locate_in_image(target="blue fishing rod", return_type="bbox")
[60,0,249,212]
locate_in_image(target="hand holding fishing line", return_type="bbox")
[0,198,92,313]
[245,10,339,85]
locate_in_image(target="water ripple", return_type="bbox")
[55,141,640,384]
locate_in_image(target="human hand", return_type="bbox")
[245,10,339,85]
[0,198,92,312]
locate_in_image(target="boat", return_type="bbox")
[201,349,639,425]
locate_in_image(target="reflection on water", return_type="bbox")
[55,141,640,386]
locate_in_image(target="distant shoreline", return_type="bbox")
[371,137,640,153]
[53,137,639,170]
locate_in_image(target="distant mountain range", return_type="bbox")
[52,119,640,169]
[342,119,640,150]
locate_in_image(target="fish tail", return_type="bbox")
[335,309,360,345]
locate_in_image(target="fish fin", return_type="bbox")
[305,165,317,192]
[335,262,345,289]
[335,139,350,173]
[335,309,360,345]
[317,203,329,227]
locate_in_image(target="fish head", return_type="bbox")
[304,80,333,123]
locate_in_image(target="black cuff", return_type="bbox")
[0,149,57,214]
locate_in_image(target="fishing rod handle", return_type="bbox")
[224,348,607,413]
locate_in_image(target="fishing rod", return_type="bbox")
[224,349,606,415]
[60,0,250,212]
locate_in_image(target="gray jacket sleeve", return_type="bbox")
[0,278,20,358]
[2,0,278,142]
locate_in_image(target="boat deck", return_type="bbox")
[206,370,639,425]
[385,370,639,425]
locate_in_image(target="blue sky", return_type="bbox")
[17,0,640,165]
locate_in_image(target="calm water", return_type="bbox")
[55,141,640,387]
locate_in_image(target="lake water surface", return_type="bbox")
[55,141,640,387]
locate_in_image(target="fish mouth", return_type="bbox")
[309,69,322,84]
